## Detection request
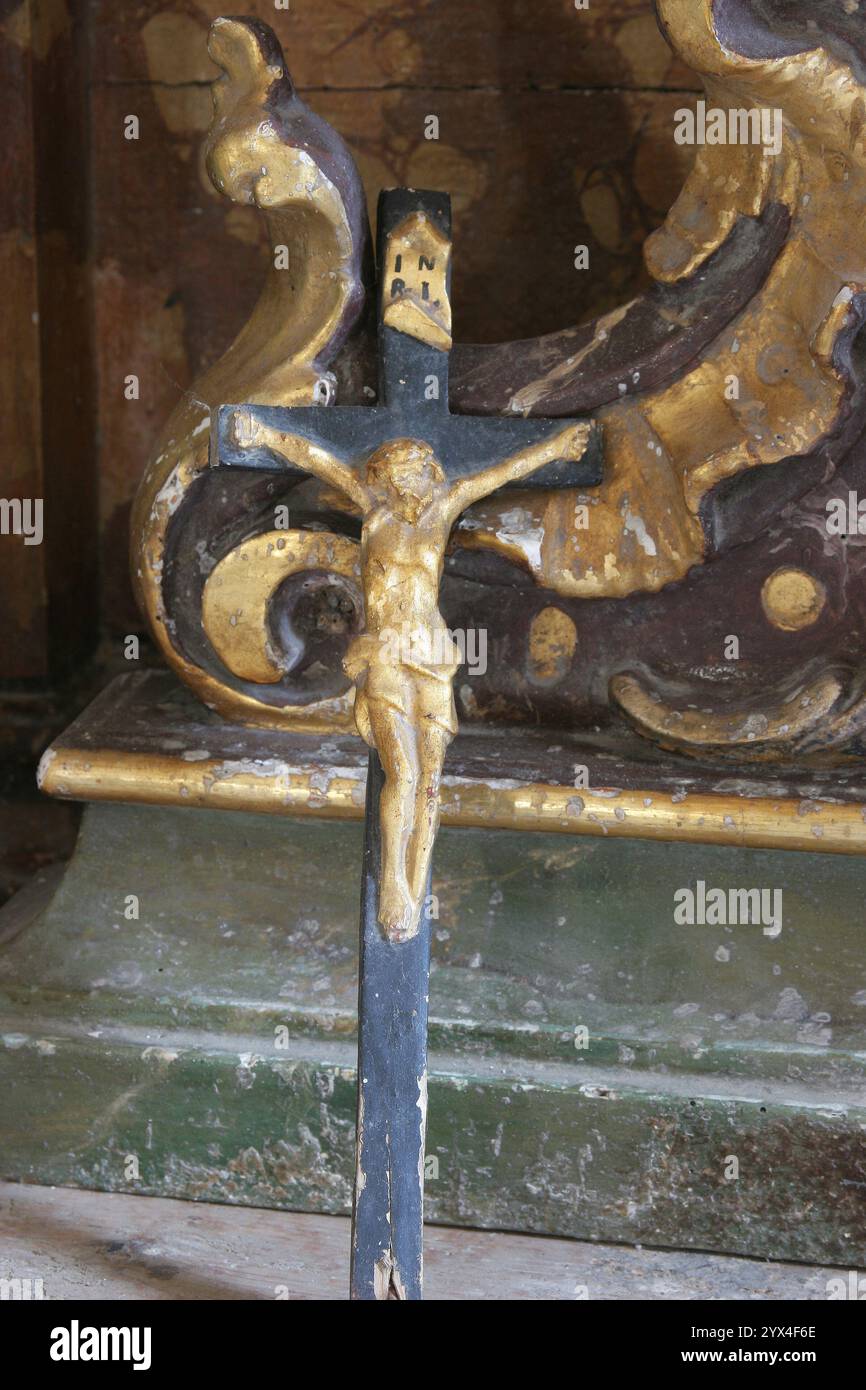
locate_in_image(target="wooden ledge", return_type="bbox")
[36,670,866,856]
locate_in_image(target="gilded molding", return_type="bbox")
[38,742,866,858]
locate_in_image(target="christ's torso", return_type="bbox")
[360,496,451,637]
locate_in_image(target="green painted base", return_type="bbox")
[1,801,865,1266]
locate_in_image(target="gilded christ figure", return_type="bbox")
[229,410,591,941]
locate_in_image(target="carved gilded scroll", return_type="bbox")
[456,0,866,600]
[131,3,866,770]
[131,17,372,732]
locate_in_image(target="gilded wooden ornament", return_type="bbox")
[761,567,827,633]
[129,4,866,781]
[202,532,362,685]
[130,15,371,734]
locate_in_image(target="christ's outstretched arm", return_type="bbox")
[444,421,593,521]
[228,408,372,513]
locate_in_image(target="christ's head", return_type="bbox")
[365,439,445,517]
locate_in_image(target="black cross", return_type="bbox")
[212,188,601,1300]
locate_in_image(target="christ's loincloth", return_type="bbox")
[345,629,460,747]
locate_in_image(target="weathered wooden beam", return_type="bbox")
[351,753,431,1300]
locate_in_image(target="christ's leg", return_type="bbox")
[365,701,421,941]
[406,719,452,918]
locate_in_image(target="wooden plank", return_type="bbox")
[351,755,432,1300]
[0,0,47,677]
[29,1,98,676]
[0,1180,841,1301]
[0,0,98,679]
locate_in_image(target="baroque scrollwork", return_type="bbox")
[132,3,866,772]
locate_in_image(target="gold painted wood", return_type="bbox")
[761,568,827,634]
[381,211,453,351]
[38,740,866,858]
[126,9,866,799]
[130,16,370,734]
[202,531,361,685]
[611,670,843,763]
[458,0,866,599]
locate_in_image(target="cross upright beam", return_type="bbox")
[212,187,602,1299]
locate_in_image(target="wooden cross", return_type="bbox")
[213,188,601,1299]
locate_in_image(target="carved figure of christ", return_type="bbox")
[228,409,592,939]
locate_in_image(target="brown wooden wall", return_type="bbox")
[1,0,698,675]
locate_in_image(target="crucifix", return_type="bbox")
[214,188,601,1299]
[14,6,866,1302]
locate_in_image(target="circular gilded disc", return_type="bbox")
[760,567,827,633]
[202,530,362,684]
[528,606,578,685]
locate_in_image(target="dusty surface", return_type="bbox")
[0,1179,842,1301]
